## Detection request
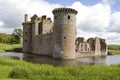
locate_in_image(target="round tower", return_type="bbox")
[52,8,78,59]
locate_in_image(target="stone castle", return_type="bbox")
[22,8,108,59]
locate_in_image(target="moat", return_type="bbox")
[0,52,120,66]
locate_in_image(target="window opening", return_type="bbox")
[68,15,70,19]
[25,39,27,42]
[64,37,66,39]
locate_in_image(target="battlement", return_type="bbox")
[41,15,52,23]
[52,8,78,14]
[29,15,52,23]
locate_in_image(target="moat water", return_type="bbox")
[0,52,120,66]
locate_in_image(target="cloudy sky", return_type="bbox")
[0,0,120,44]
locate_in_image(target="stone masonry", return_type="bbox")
[22,7,108,59]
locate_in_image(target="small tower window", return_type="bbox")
[64,37,66,39]
[55,16,57,19]
[25,39,27,42]
[25,32,27,36]
[68,15,70,19]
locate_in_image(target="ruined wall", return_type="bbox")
[32,33,54,56]
[41,16,53,34]
[75,37,108,57]
[87,38,95,51]
[23,14,54,55]
[76,37,84,44]
[100,39,108,55]
[78,43,91,52]
[94,37,101,55]
[53,8,77,59]
[75,37,84,51]
[31,15,54,55]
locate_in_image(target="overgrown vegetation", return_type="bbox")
[0,43,22,52]
[0,58,120,80]
[0,28,22,44]
[108,45,120,50]
[108,44,120,54]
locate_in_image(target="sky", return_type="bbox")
[0,0,120,44]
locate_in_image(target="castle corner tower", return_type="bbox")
[52,8,78,59]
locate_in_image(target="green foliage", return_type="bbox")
[0,43,22,52]
[108,45,120,50]
[109,50,120,54]
[12,28,22,44]
[0,28,22,44]
[108,45,120,54]
[0,58,120,80]
[0,33,14,44]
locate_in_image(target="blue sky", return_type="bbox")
[45,0,101,6]
[45,0,120,11]
[0,0,120,44]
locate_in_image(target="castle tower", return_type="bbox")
[22,14,32,53]
[25,14,28,23]
[52,8,77,59]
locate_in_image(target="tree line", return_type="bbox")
[0,29,22,44]
[108,45,120,50]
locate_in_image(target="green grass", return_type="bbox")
[0,43,22,52]
[108,44,120,54]
[0,58,120,80]
[109,50,120,54]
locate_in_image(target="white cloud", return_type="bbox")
[0,21,4,26]
[70,1,111,32]
[77,31,120,44]
[0,0,62,33]
[108,12,120,33]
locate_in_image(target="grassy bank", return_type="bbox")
[0,43,22,52]
[0,58,120,80]
[108,45,120,54]
[109,50,120,54]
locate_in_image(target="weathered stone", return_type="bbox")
[75,37,108,57]
[22,7,108,59]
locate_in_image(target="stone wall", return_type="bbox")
[75,37,108,58]
[32,33,54,56]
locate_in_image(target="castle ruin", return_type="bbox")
[22,8,108,59]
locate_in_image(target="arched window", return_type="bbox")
[68,15,70,19]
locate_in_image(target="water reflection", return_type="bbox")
[0,52,120,66]
[24,54,77,66]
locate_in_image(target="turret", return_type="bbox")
[24,14,28,23]
[22,14,32,53]
[52,8,77,59]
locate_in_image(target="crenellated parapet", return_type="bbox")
[52,8,78,14]
[30,15,52,23]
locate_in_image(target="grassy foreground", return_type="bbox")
[0,43,22,52]
[0,58,120,80]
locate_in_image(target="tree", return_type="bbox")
[12,28,22,44]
